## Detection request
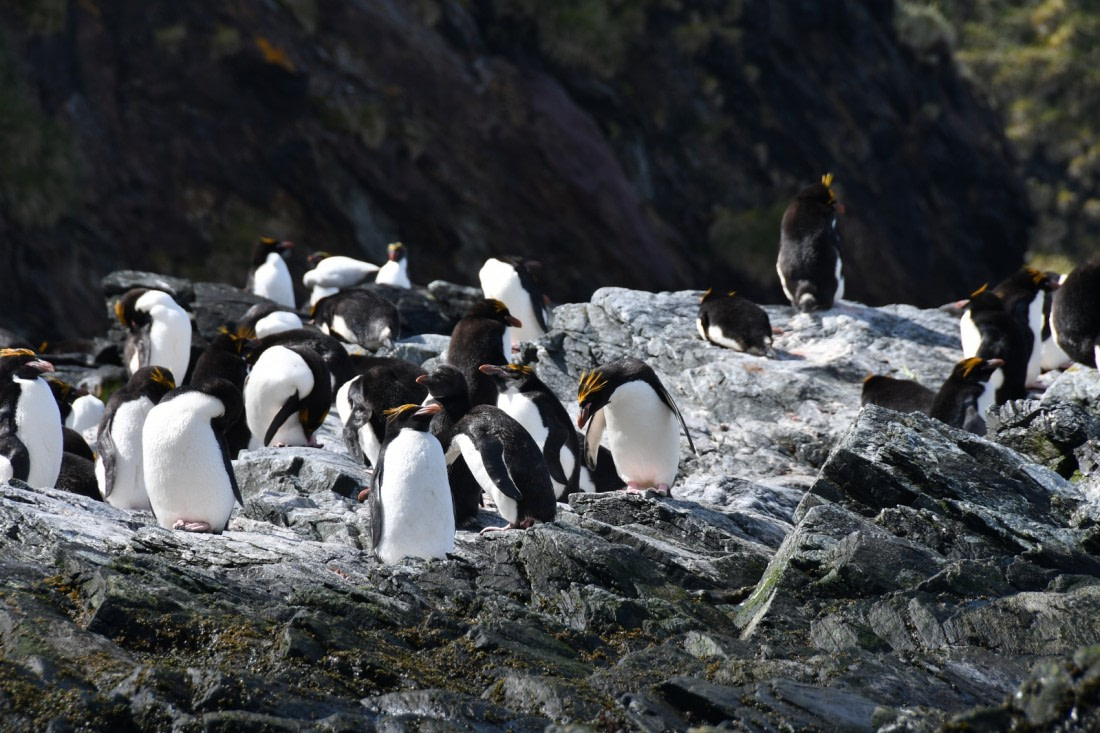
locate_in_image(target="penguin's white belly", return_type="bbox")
[97,397,155,511]
[1041,334,1071,371]
[498,393,564,495]
[67,394,105,439]
[976,367,1004,420]
[776,260,795,304]
[1025,296,1045,383]
[308,285,340,308]
[15,377,62,488]
[0,456,12,484]
[244,347,314,449]
[375,430,453,564]
[705,324,746,351]
[481,268,545,346]
[603,381,681,488]
[143,392,236,531]
[254,311,302,339]
[335,378,356,425]
[359,423,382,466]
[959,311,982,358]
[253,254,295,308]
[330,314,358,344]
[452,433,519,524]
[833,251,845,302]
[305,257,378,290]
[375,260,409,288]
[148,304,192,384]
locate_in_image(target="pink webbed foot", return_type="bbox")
[356,486,371,503]
[654,484,671,497]
[479,518,534,535]
[173,519,213,533]
[623,482,646,495]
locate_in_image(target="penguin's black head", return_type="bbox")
[465,299,522,328]
[0,348,54,381]
[796,173,840,210]
[478,363,533,387]
[130,365,177,399]
[386,242,406,262]
[115,288,151,330]
[416,364,468,400]
[699,288,737,304]
[382,402,438,432]
[576,369,610,429]
[194,377,244,425]
[966,286,1005,313]
[306,251,333,266]
[952,356,1004,384]
[211,328,248,355]
[253,236,293,265]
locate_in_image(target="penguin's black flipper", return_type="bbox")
[216,427,243,508]
[264,393,302,447]
[542,424,569,487]
[472,432,524,502]
[97,414,119,498]
[517,263,550,333]
[583,408,606,472]
[369,455,385,550]
[653,382,697,455]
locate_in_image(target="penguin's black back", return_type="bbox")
[448,301,515,406]
[313,290,400,348]
[860,376,935,415]
[253,328,354,389]
[967,292,1028,403]
[698,291,773,354]
[1052,259,1100,366]
[929,358,1001,434]
[56,452,102,501]
[777,181,841,312]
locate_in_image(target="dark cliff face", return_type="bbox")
[0,0,1029,340]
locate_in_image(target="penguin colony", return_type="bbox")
[3,178,1098,565]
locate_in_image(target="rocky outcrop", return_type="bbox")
[0,0,1029,342]
[4,278,1100,730]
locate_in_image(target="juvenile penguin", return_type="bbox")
[375,242,411,289]
[143,378,244,532]
[247,237,296,308]
[115,288,192,383]
[447,299,522,406]
[369,403,454,564]
[929,357,1005,435]
[340,365,427,467]
[312,289,400,351]
[576,356,696,496]
[95,366,176,511]
[478,256,550,348]
[244,344,331,449]
[776,173,844,312]
[67,390,105,444]
[1051,258,1100,367]
[0,349,62,488]
[960,288,1029,403]
[303,251,380,306]
[860,375,935,415]
[697,289,773,355]
[479,363,581,498]
[237,302,303,339]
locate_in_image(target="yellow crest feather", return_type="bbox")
[960,357,983,379]
[577,370,608,404]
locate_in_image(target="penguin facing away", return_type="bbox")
[303,251,380,306]
[776,173,844,313]
[250,328,355,392]
[143,378,244,533]
[478,256,551,348]
[369,402,454,564]
[244,344,331,449]
[447,299,522,407]
[95,366,176,511]
[697,289,774,356]
[247,237,296,308]
[0,349,63,488]
[237,302,303,340]
[961,289,1029,404]
[312,289,400,351]
[929,357,1005,436]
[479,362,582,499]
[576,356,697,496]
[860,375,935,415]
[992,266,1059,385]
[375,242,411,289]
[1051,258,1100,368]
[115,288,192,384]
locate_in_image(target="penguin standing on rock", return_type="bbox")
[312,290,400,351]
[1041,272,1071,371]
[143,378,244,533]
[0,349,62,488]
[115,288,192,384]
[992,266,1059,385]
[777,173,844,312]
[860,375,935,415]
[697,289,773,355]
[95,366,176,511]
[576,356,696,496]
[929,357,1005,435]
[191,330,250,457]
[1051,258,1100,368]
[479,363,581,499]
[368,402,454,564]
[447,299,521,406]
[339,365,427,467]
[244,344,331,449]
[959,288,1029,403]
[247,237,296,308]
[375,242,411,289]
[303,251,380,306]
[478,256,551,349]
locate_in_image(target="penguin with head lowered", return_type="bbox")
[479,362,582,499]
[237,302,303,340]
[190,329,251,457]
[991,266,1060,386]
[929,356,1005,435]
[368,402,454,564]
[303,251,380,307]
[959,287,1029,404]
[697,289,773,356]
[860,375,935,415]
[478,256,551,349]
[777,173,844,313]
[95,366,176,511]
[0,349,62,488]
[418,364,556,531]
[375,242,411,289]
[447,299,522,407]
[143,378,244,533]
[577,356,696,496]
[244,343,331,449]
[1051,258,1100,368]
[247,237,296,308]
[312,289,400,351]
[339,363,427,467]
[115,287,193,385]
